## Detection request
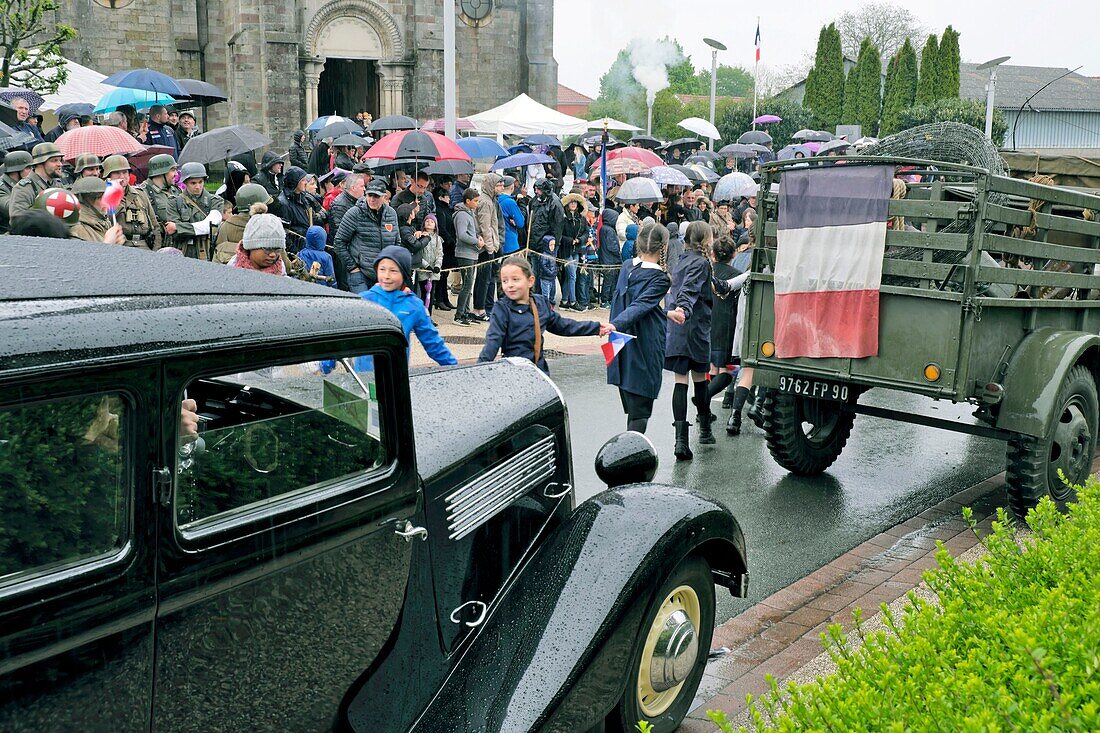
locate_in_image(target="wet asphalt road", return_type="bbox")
[550,354,1007,624]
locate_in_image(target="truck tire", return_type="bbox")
[609,555,715,733]
[762,390,855,475]
[1004,364,1097,518]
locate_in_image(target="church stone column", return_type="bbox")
[301,57,325,124]
[377,63,407,116]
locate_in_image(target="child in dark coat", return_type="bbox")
[480,256,612,373]
[607,223,671,434]
[297,225,337,287]
[537,235,559,302]
[665,220,716,460]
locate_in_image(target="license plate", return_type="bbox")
[777,375,850,402]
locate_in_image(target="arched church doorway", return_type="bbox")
[317,59,379,119]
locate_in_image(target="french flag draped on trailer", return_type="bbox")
[773,165,893,358]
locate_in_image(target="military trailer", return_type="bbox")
[743,154,1100,517]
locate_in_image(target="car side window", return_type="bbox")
[0,393,130,585]
[175,358,388,530]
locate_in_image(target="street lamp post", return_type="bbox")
[976,55,1011,141]
[703,37,726,152]
[443,0,457,139]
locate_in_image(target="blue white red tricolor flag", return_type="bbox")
[754,21,761,62]
[773,165,893,358]
[602,331,635,366]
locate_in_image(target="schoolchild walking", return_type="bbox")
[479,255,613,373]
[665,220,717,460]
[607,223,671,434]
[707,237,741,426]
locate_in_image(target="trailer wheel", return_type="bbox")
[1005,364,1097,518]
[763,390,855,475]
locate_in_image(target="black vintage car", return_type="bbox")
[0,238,748,733]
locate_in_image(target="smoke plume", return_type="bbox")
[628,38,683,106]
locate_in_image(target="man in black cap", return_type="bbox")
[333,178,399,293]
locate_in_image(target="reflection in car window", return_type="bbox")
[0,394,129,583]
[175,359,387,528]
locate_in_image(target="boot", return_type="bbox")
[746,389,764,428]
[673,421,693,460]
[726,410,742,435]
[721,385,736,409]
[697,408,716,444]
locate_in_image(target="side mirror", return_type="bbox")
[595,431,658,488]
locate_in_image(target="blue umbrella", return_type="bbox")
[522,134,561,147]
[54,103,95,119]
[457,136,509,160]
[491,152,554,171]
[102,68,188,97]
[95,88,178,114]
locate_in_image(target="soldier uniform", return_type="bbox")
[170,162,224,260]
[69,177,113,243]
[0,151,33,234]
[8,143,64,224]
[140,154,182,247]
[102,155,162,250]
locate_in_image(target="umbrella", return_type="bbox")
[678,117,720,140]
[424,159,475,176]
[737,130,772,145]
[753,114,782,124]
[102,68,188,97]
[457,136,509,159]
[791,129,833,142]
[607,146,664,168]
[0,122,34,152]
[316,120,366,141]
[646,166,692,187]
[852,136,879,148]
[419,117,476,132]
[817,139,851,155]
[777,144,813,161]
[491,152,554,170]
[628,134,662,149]
[307,114,352,131]
[331,134,371,148]
[713,172,757,203]
[365,130,470,162]
[802,141,823,154]
[55,125,145,159]
[587,117,642,132]
[688,164,720,183]
[95,88,177,114]
[684,151,721,164]
[613,177,663,204]
[718,143,769,158]
[663,137,705,151]
[579,130,621,147]
[603,158,650,175]
[177,124,273,165]
[523,134,561,147]
[174,78,227,106]
[669,164,703,184]
[54,102,95,119]
[0,88,45,114]
[370,115,419,132]
[126,144,175,181]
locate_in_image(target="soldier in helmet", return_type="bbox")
[214,182,272,263]
[73,154,103,179]
[8,142,64,224]
[0,150,34,234]
[69,178,124,244]
[102,154,162,250]
[168,162,224,260]
[141,153,182,245]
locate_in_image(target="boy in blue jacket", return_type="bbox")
[358,245,457,367]
[298,225,337,287]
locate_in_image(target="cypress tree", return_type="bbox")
[855,37,882,136]
[899,38,918,108]
[816,23,846,130]
[803,26,826,116]
[916,34,939,105]
[937,26,961,99]
[880,53,902,136]
[842,67,858,124]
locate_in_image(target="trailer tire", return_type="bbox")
[1005,364,1096,519]
[762,390,855,475]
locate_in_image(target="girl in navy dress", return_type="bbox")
[607,223,671,434]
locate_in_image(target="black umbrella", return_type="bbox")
[669,164,703,184]
[791,129,834,142]
[175,78,228,107]
[54,102,95,119]
[178,124,273,165]
[316,119,364,140]
[718,142,770,158]
[331,133,372,148]
[685,150,721,163]
[664,137,705,151]
[816,139,851,155]
[579,130,618,146]
[628,134,663,149]
[737,130,773,145]
[0,121,34,152]
[523,134,561,147]
[370,115,418,132]
[424,159,475,176]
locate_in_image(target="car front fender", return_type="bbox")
[409,483,747,733]
[996,328,1100,437]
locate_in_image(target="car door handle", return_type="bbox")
[449,600,488,628]
[393,519,428,542]
[544,482,572,499]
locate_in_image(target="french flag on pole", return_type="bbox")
[602,331,635,366]
[773,165,893,359]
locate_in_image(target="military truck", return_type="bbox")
[742,154,1100,517]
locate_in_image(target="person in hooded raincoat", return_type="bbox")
[298,224,337,287]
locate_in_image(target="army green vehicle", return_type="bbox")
[743,154,1100,517]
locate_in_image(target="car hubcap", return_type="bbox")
[637,584,701,718]
[1048,398,1092,500]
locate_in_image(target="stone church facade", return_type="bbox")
[57,0,556,145]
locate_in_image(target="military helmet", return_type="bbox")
[148,153,178,178]
[179,162,207,182]
[101,154,131,177]
[3,150,32,173]
[235,182,273,211]
[72,153,102,175]
[71,176,107,196]
[33,187,81,224]
[31,142,63,165]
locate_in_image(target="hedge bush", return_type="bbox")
[709,479,1100,732]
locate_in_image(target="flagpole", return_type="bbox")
[752,16,760,130]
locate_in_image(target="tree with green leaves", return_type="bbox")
[0,0,77,93]
[842,68,859,125]
[880,39,918,135]
[693,65,755,98]
[854,37,883,135]
[936,25,961,99]
[916,33,939,105]
[804,23,846,131]
[899,38,918,108]
[898,98,1007,145]
[880,54,902,135]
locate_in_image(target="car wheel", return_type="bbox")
[763,390,855,475]
[609,555,715,733]
[1005,364,1097,519]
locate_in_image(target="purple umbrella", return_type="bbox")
[803,142,822,154]
[753,114,782,124]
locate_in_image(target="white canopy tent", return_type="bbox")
[23,56,114,111]
[467,93,589,142]
[587,116,642,132]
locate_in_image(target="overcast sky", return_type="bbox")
[553,0,1100,98]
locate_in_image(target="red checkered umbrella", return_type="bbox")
[55,126,145,160]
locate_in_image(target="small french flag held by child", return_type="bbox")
[602,331,636,365]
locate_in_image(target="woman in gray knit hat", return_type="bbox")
[230,213,287,275]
